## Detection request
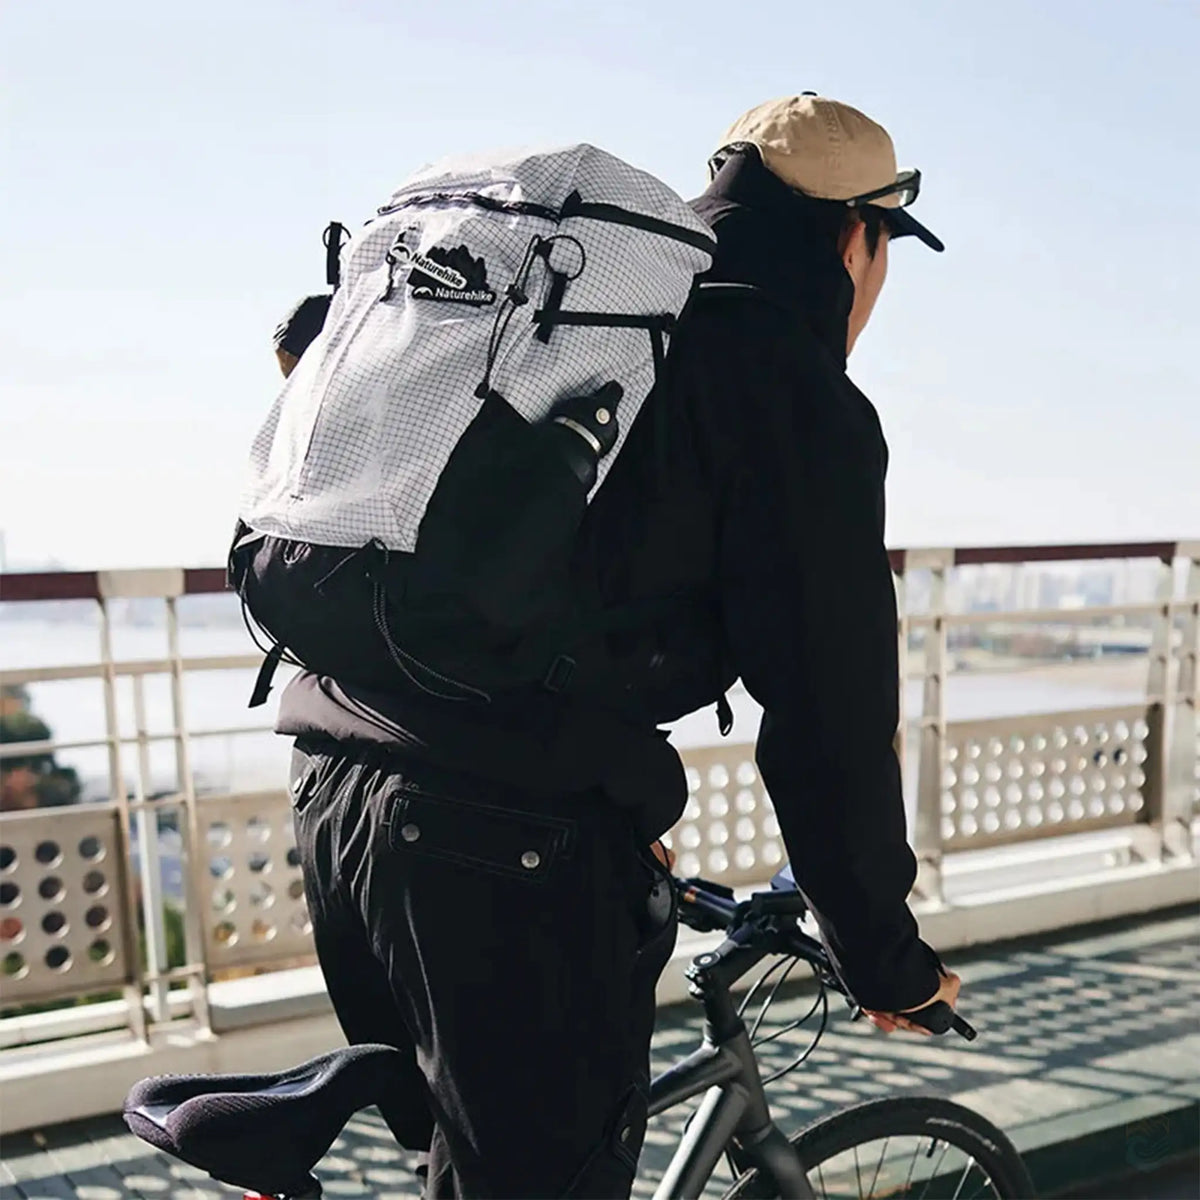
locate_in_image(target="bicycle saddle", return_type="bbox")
[124,1043,401,1197]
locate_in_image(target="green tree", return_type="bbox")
[0,692,81,810]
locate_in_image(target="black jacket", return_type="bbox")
[278,150,941,1011]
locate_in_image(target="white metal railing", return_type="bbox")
[1,541,1197,1041]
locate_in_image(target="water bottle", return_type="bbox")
[545,381,624,489]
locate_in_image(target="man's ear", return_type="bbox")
[838,216,868,277]
[276,348,300,379]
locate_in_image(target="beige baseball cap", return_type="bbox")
[715,93,944,251]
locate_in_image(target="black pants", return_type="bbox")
[289,739,678,1199]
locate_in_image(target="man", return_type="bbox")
[276,94,960,1198]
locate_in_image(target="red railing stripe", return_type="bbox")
[183,568,230,595]
[0,571,101,602]
[952,542,1176,566]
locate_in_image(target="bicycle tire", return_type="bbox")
[720,1096,1034,1199]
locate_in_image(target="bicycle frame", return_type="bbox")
[646,935,815,1200]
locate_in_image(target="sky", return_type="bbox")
[1,0,1198,571]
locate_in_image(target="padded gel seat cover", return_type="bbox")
[123,1044,401,1195]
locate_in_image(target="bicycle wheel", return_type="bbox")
[721,1096,1034,1200]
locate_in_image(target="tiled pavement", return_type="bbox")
[3,907,1197,1199]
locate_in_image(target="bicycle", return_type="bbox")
[124,868,1033,1199]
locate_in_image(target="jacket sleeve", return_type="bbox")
[707,331,942,1013]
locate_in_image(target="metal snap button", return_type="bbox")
[620,1125,633,1143]
[520,850,541,870]
[400,823,421,843]
[595,407,611,425]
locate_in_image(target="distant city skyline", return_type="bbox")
[2,0,1198,570]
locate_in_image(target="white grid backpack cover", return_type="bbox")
[240,144,716,552]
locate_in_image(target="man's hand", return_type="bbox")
[650,840,676,871]
[864,970,962,1036]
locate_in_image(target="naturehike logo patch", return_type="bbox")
[394,243,497,306]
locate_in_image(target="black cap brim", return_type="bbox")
[881,206,944,252]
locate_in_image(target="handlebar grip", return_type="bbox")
[902,1000,977,1041]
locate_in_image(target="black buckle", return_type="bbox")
[543,654,576,694]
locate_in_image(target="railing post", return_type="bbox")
[910,549,954,905]
[167,594,212,1032]
[132,673,170,1023]
[893,554,909,789]
[1163,542,1199,860]
[1141,548,1178,862]
[97,595,147,1042]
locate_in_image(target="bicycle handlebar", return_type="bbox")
[674,876,977,1042]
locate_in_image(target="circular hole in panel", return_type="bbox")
[1009,736,1026,754]
[290,910,313,937]
[207,822,232,849]
[45,945,72,972]
[78,835,105,861]
[961,764,979,786]
[1112,721,1130,741]
[85,904,111,931]
[736,761,757,786]
[685,768,701,794]
[965,741,981,760]
[941,818,956,841]
[707,849,729,874]
[82,870,108,896]
[1112,746,1129,766]
[287,878,305,902]
[1109,795,1126,814]
[982,812,1001,834]
[1003,810,1022,830]
[1005,784,1023,805]
[762,813,780,838]
[1130,766,1145,788]
[1031,734,1048,752]
[1067,799,1086,821]
[1048,777,1066,800]
[682,799,701,822]
[1029,760,1046,778]
[1088,798,1106,818]
[987,738,1004,758]
[0,881,19,907]
[941,768,957,789]
[708,822,729,846]
[1129,794,1145,813]
[708,764,729,789]
[0,916,24,944]
[1069,777,1087,797]
[1027,780,1045,802]
[735,817,757,842]
[708,793,728,818]
[679,853,701,877]
[1026,806,1044,827]
[1111,772,1127,791]
[941,794,957,815]
[680,825,702,850]
[762,841,783,865]
[960,815,978,837]
[984,787,1002,808]
[38,876,65,902]
[946,746,959,763]
[286,847,303,870]
[248,851,271,874]
[249,881,275,910]
[961,790,980,812]
[984,763,1002,784]
[35,840,62,867]
[735,789,757,814]
[246,817,271,843]
[734,845,756,870]
[88,939,115,965]
[212,887,236,914]
[42,911,68,936]
[214,921,238,947]
[210,855,234,880]
[1132,719,1148,740]
[251,919,276,943]
[1007,760,1024,780]
[1090,773,1107,793]
[1047,801,1065,823]
[0,846,15,872]
[2,951,27,979]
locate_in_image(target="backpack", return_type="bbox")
[230,143,716,709]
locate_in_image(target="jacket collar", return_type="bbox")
[691,149,853,370]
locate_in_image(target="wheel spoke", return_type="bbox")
[904,1138,922,1195]
[816,1159,829,1200]
[950,1156,979,1200]
[853,1142,864,1198]
[917,1141,952,1200]
[867,1136,889,1198]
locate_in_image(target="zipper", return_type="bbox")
[377,191,561,222]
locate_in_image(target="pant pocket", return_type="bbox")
[386,787,577,883]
